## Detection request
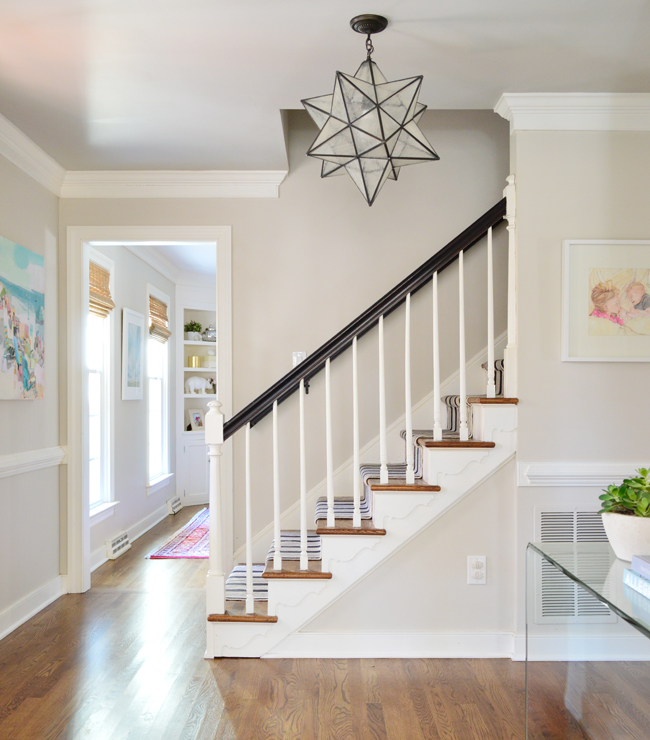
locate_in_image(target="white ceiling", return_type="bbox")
[1,0,650,171]
[152,243,216,277]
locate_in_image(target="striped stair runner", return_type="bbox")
[266,531,322,561]
[225,564,268,601]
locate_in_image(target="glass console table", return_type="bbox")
[526,542,650,739]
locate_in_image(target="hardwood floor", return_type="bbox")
[0,506,647,739]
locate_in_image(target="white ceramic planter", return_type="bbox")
[602,512,650,561]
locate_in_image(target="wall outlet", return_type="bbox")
[293,351,307,367]
[467,555,487,585]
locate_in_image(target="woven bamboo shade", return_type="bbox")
[89,261,115,318]
[149,295,172,343]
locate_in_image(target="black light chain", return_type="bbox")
[366,34,374,58]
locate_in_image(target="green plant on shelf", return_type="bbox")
[184,320,202,333]
[599,469,650,517]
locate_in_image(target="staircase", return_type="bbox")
[204,183,518,658]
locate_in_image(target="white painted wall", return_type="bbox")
[0,154,61,621]
[88,246,176,564]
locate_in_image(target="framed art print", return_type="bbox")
[188,408,205,431]
[563,240,650,361]
[122,308,145,399]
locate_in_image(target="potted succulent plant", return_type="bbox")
[184,320,202,341]
[600,468,650,561]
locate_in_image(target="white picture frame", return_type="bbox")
[188,408,205,431]
[122,308,145,399]
[563,240,650,362]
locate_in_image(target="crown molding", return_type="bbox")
[518,461,646,487]
[495,93,650,133]
[0,113,66,196]
[60,169,288,198]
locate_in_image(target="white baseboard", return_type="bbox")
[0,575,67,642]
[90,502,169,572]
[185,493,209,506]
[265,632,515,659]
[513,634,650,661]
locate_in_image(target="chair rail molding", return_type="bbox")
[495,93,650,133]
[518,461,647,487]
[60,170,288,199]
[0,446,66,479]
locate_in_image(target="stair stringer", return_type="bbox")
[206,405,517,658]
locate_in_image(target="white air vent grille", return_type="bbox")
[106,531,131,560]
[535,508,614,624]
[167,496,183,515]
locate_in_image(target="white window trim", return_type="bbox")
[89,500,120,526]
[146,283,171,492]
[87,247,115,513]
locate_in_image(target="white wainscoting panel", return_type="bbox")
[0,446,66,480]
[518,462,646,487]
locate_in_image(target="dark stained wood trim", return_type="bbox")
[366,478,441,492]
[262,560,332,579]
[316,519,387,535]
[420,440,496,449]
[468,397,519,405]
[208,601,277,623]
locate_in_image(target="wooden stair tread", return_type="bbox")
[366,478,440,492]
[468,396,519,405]
[262,560,332,579]
[316,519,386,535]
[420,439,496,449]
[208,600,277,623]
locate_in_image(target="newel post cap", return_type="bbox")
[205,400,224,445]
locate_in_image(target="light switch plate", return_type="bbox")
[293,351,307,367]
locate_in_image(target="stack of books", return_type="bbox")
[623,556,650,620]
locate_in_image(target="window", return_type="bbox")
[87,254,114,510]
[147,286,171,492]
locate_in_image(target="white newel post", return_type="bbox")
[352,336,361,528]
[205,399,225,617]
[299,379,308,570]
[405,293,414,484]
[503,175,518,398]
[325,358,335,528]
[245,422,254,614]
[458,250,469,441]
[272,400,282,571]
[486,226,496,398]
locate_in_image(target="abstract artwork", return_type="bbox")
[563,240,650,361]
[122,308,144,400]
[0,236,45,399]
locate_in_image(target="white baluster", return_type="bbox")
[325,358,335,528]
[205,400,225,617]
[504,175,518,398]
[432,272,442,441]
[459,251,469,441]
[405,293,414,484]
[378,315,388,484]
[272,400,282,571]
[245,422,254,613]
[299,379,308,570]
[486,226,496,398]
[352,336,361,528]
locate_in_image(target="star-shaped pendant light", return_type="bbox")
[301,14,439,206]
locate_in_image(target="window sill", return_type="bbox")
[147,473,174,497]
[90,500,120,526]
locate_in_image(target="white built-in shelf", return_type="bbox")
[183,367,215,372]
[184,340,217,346]
[183,393,216,398]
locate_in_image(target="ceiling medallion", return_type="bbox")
[301,14,439,206]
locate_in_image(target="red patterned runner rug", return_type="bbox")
[147,508,209,559]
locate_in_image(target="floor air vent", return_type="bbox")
[106,532,131,560]
[167,496,183,515]
[534,507,614,625]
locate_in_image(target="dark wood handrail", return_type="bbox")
[224,197,507,440]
